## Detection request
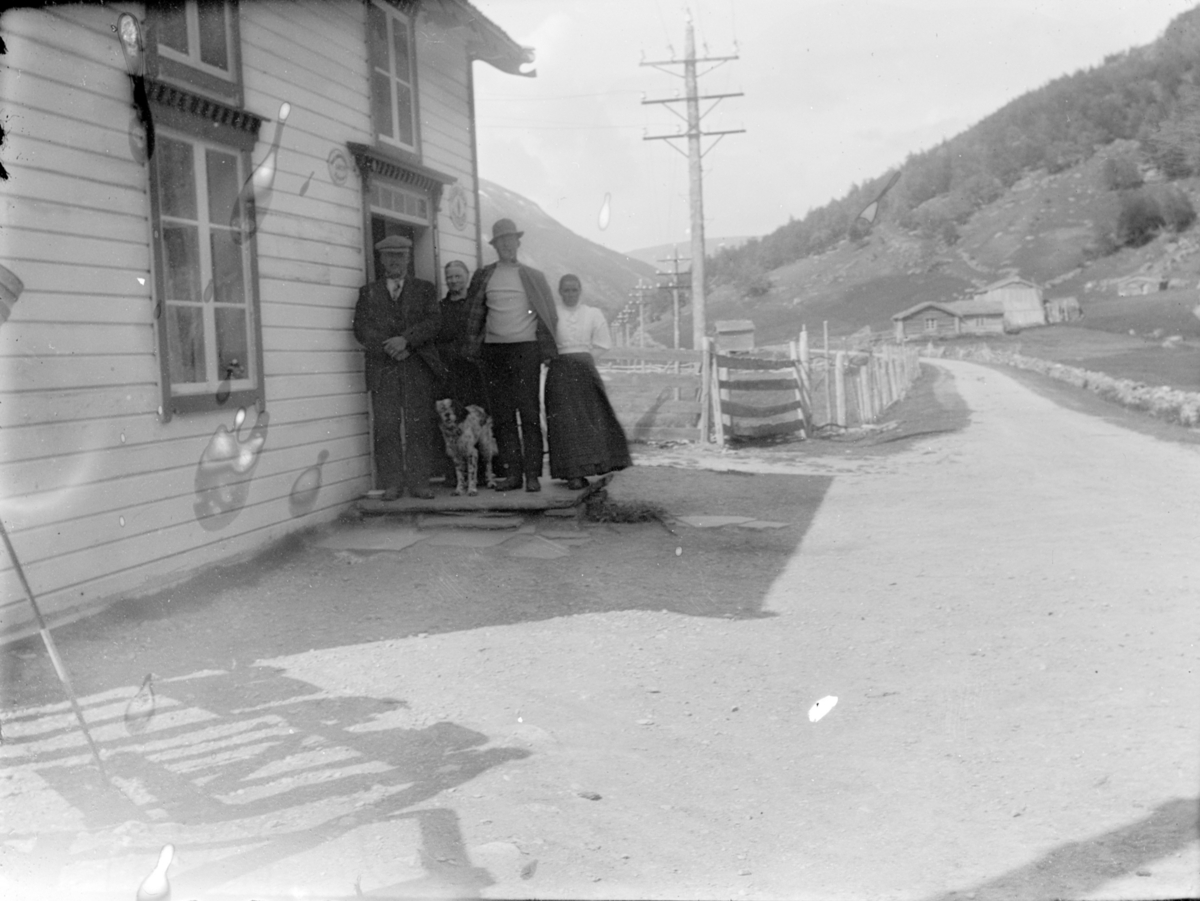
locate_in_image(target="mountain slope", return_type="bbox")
[477,179,656,317]
[647,152,1200,349]
[623,237,751,269]
[643,5,1200,350]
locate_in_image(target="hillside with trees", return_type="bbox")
[706,6,1200,297]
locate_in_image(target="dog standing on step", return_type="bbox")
[435,398,498,496]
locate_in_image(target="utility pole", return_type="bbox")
[643,12,743,351]
[631,280,657,349]
[656,244,690,351]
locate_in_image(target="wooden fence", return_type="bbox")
[799,332,923,431]
[711,343,807,442]
[598,346,709,443]
[597,330,922,445]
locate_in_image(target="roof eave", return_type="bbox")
[892,301,951,320]
[424,0,536,77]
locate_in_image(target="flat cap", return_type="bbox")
[375,234,413,252]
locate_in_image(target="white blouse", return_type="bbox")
[555,303,612,356]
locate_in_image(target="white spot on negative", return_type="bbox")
[808,695,838,722]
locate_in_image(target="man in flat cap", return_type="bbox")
[353,234,446,500]
[462,218,558,492]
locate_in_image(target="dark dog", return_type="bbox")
[435,398,498,496]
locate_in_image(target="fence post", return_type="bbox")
[797,328,812,427]
[699,339,712,445]
[859,366,872,423]
[822,321,832,427]
[834,350,847,427]
[883,345,895,407]
[789,339,808,438]
[710,339,727,446]
[873,355,882,419]
[881,349,892,408]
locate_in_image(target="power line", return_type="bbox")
[642,12,743,350]
[476,121,646,130]
[476,90,643,101]
[652,0,674,53]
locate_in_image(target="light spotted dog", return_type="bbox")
[435,398,498,496]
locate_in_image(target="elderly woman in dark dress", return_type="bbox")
[544,274,631,489]
[434,260,486,409]
[432,259,488,484]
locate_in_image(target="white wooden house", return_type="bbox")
[0,0,531,633]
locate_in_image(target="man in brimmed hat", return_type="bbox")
[461,218,558,492]
[353,234,447,500]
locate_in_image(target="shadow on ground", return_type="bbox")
[926,796,1199,901]
[4,461,835,713]
[3,666,526,898]
[0,460,833,896]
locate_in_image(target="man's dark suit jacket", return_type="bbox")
[352,276,447,391]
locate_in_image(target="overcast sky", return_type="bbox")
[469,0,1196,255]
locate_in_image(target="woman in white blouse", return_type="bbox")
[544,274,631,489]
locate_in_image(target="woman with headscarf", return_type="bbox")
[434,259,487,410]
[544,274,631,489]
[432,259,487,484]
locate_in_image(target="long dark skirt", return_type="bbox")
[545,352,632,479]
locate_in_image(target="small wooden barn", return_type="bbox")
[1117,275,1165,296]
[0,1,531,632]
[972,277,1046,329]
[891,301,963,341]
[714,319,755,353]
[1045,295,1082,323]
[944,299,1006,334]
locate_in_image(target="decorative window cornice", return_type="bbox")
[146,79,263,139]
[347,141,456,193]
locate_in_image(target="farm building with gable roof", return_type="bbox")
[891,300,1005,341]
[972,277,1047,329]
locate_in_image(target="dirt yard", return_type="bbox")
[2,360,1197,900]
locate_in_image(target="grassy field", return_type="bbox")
[935,324,1200,392]
[1077,289,1200,338]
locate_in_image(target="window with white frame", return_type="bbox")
[924,317,938,331]
[368,0,418,151]
[154,0,234,81]
[152,131,260,413]
[145,0,242,109]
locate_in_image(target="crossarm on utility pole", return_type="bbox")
[641,92,744,105]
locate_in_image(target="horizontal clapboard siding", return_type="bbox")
[1,1,492,636]
[416,17,478,272]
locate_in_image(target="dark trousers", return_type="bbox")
[371,358,438,491]
[481,341,544,480]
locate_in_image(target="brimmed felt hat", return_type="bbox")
[375,235,413,252]
[489,219,523,244]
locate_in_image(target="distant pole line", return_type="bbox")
[642,12,744,351]
[656,244,690,352]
